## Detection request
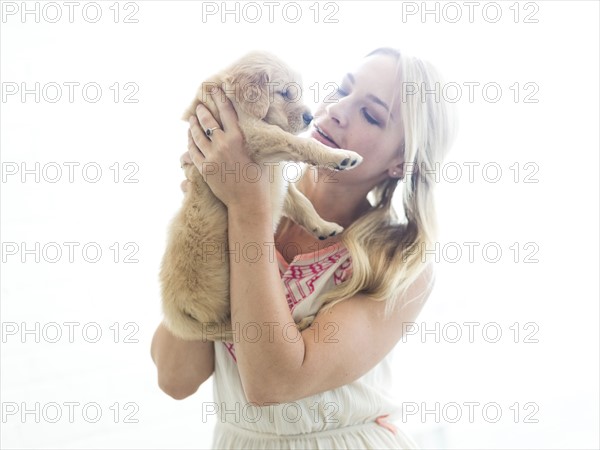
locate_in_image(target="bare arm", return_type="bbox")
[227,205,433,405]
[227,205,305,405]
[150,322,215,400]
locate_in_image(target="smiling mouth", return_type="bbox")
[313,124,339,148]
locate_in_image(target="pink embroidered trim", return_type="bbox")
[222,243,352,364]
[275,241,344,270]
[224,342,236,362]
[333,257,352,285]
[284,249,349,312]
[375,414,398,435]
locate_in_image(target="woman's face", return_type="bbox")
[310,53,405,187]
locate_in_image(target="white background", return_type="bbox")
[1,0,598,448]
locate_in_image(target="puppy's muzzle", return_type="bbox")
[302,111,313,126]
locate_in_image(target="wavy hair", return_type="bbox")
[308,47,458,319]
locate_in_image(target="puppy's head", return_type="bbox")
[224,51,313,134]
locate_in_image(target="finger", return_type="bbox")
[187,117,209,170]
[188,146,205,171]
[180,179,191,193]
[180,147,193,167]
[187,129,203,158]
[188,114,212,149]
[209,87,238,132]
[187,136,203,165]
[194,103,223,139]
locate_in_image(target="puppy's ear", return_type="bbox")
[227,66,271,119]
[181,81,219,121]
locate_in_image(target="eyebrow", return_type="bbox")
[344,73,394,120]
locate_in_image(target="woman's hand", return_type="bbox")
[186,89,271,212]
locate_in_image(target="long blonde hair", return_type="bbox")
[308,47,457,319]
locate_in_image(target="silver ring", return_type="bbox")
[205,127,220,138]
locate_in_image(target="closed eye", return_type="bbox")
[336,87,348,97]
[362,108,379,126]
[276,90,288,100]
[336,84,380,126]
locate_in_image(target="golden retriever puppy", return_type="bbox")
[160,51,362,342]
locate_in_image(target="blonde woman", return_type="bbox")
[151,47,456,449]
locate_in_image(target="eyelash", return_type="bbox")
[362,109,379,125]
[336,87,348,97]
[335,87,380,126]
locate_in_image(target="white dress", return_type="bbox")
[210,241,419,449]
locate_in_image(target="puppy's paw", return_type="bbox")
[324,149,363,171]
[311,220,344,241]
[295,315,316,332]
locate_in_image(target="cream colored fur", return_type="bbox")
[160,51,362,342]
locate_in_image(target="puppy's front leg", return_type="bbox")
[283,182,344,240]
[242,122,363,170]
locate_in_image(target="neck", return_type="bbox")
[275,170,374,258]
[297,168,373,229]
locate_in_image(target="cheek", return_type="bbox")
[346,134,400,176]
[345,129,381,155]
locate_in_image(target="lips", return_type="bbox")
[312,124,339,148]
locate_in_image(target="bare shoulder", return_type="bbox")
[274,263,435,403]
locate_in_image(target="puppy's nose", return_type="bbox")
[302,112,313,125]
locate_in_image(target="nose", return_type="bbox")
[325,96,348,127]
[302,112,313,125]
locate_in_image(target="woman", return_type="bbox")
[151,47,456,449]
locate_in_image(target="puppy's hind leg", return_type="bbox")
[283,182,344,240]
